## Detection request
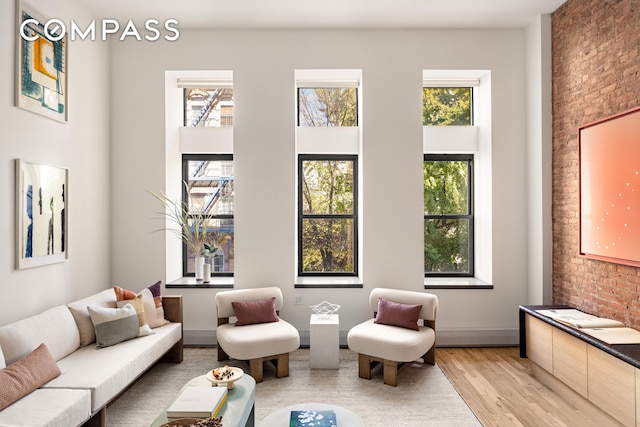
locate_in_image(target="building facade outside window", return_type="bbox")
[182,154,234,277]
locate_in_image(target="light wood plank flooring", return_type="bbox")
[436,347,603,427]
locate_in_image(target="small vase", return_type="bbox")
[203,263,211,283]
[195,256,205,281]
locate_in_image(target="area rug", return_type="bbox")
[106,347,481,427]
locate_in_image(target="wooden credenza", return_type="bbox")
[520,305,640,427]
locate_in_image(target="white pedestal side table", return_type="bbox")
[309,314,339,369]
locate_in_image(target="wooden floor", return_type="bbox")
[436,347,604,427]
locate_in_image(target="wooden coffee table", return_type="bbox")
[151,373,256,427]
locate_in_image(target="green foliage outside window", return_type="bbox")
[424,157,472,274]
[423,87,471,126]
[300,158,356,274]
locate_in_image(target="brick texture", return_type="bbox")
[552,0,640,328]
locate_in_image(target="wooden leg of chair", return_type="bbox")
[217,345,229,362]
[383,359,398,387]
[250,359,264,383]
[358,354,371,380]
[276,353,289,378]
[423,346,436,365]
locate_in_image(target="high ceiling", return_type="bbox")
[79,0,567,30]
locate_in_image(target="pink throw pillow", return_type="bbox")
[374,297,422,331]
[0,343,61,411]
[232,297,279,326]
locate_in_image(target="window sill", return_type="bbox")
[166,277,234,289]
[424,277,493,290]
[295,276,363,288]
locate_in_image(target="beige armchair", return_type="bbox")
[347,288,438,386]
[215,287,300,382]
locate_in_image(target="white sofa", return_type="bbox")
[0,289,183,427]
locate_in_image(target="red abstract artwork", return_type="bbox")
[579,107,640,267]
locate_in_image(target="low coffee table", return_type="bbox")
[152,373,256,427]
[258,402,365,427]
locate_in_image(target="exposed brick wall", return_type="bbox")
[552,0,640,328]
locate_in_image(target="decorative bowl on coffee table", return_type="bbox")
[206,366,244,389]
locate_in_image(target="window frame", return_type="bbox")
[297,153,359,277]
[423,153,474,278]
[181,153,234,278]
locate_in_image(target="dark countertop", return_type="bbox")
[519,305,640,370]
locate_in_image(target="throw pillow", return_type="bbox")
[232,297,279,326]
[0,343,61,411]
[139,281,170,328]
[374,298,423,331]
[0,345,5,369]
[87,304,140,348]
[67,289,117,347]
[115,294,154,337]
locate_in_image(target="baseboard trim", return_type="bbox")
[184,327,518,348]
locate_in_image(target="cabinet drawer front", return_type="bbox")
[526,314,553,373]
[552,328,588,397]
[588,345,635,427]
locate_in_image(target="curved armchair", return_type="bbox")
[347,288,438,386]
[215,287,300,382]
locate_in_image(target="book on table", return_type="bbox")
[536,308,624,329]
[166,386,228,419]
[290,410,337,427]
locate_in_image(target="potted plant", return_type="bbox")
[148,187,211,281]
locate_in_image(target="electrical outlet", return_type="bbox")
[294,296,303,305]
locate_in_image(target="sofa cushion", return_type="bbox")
[232,297,279,326]
[347,319,435,362]
[374,298,422,331]
[0,388,91,427]
[88,304,140,348]
[0,346,5,369]
[67,289,117,347]
[0,305,80,365]
[0,343,61,411]
[42,322,182,411]
[217,320,300,360]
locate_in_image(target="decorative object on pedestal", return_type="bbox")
[309,301,341,320]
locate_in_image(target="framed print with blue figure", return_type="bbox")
[16,159,68,269]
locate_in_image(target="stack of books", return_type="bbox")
[536,308,640,344]
[166,386,228,419]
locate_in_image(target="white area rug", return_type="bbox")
[106,347,481,427]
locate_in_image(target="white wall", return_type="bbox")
[0,0,111,326]
[525,15,554,305]
[110,28,536,346]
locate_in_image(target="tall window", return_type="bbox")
[424,154,473,276]
[182,154,234,277]
[298,155,357,276]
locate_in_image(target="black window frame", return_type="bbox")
[182,153,234,278]
[298,154,358,277]
[424,153,474,277]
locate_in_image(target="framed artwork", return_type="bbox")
[15,0,68,123]
[15,159,68,269]
[578,107,640,267]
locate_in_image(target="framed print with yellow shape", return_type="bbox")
[16,0,68,123]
